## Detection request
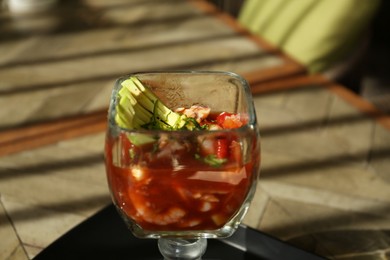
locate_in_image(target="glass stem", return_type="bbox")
[158,237,207,260]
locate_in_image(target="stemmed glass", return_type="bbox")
[104,71,261,259]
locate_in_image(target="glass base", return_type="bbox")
[158,237,207,260]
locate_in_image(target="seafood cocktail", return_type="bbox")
[104,71,261,259]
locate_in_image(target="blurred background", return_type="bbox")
[208,0,390,114]
[1,1,390,259]
[1,0,389,114]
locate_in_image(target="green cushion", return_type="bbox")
[239,0,381,73]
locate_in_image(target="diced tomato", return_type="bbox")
[216,112,245,129]
[215,138,228,159]
[198,136,229,160]
[216,112,232,126]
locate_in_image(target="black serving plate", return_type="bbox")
[33,204,325,260]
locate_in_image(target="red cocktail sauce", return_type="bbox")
[105,112,257,231]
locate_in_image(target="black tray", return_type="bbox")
[33,204,325,260]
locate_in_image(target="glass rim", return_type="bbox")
[107,70,258,134]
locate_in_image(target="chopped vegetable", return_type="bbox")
[195,153,227,167]
[114,76,248,167]
[216,112,245,129]
[115,76,201,131]
[215,138,228,159]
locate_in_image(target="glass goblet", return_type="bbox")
[104,71,261,259]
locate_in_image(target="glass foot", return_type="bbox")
[158,237,207,260]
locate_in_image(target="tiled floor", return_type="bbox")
[244,84,390,259]
[1,83,389,259]
[362,79,390,115]
[0,133,109,259]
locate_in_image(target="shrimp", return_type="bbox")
[198,194,219,212]
[175,105,211,123]
[128,189,186,226]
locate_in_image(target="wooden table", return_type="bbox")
[1,0,390,259]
